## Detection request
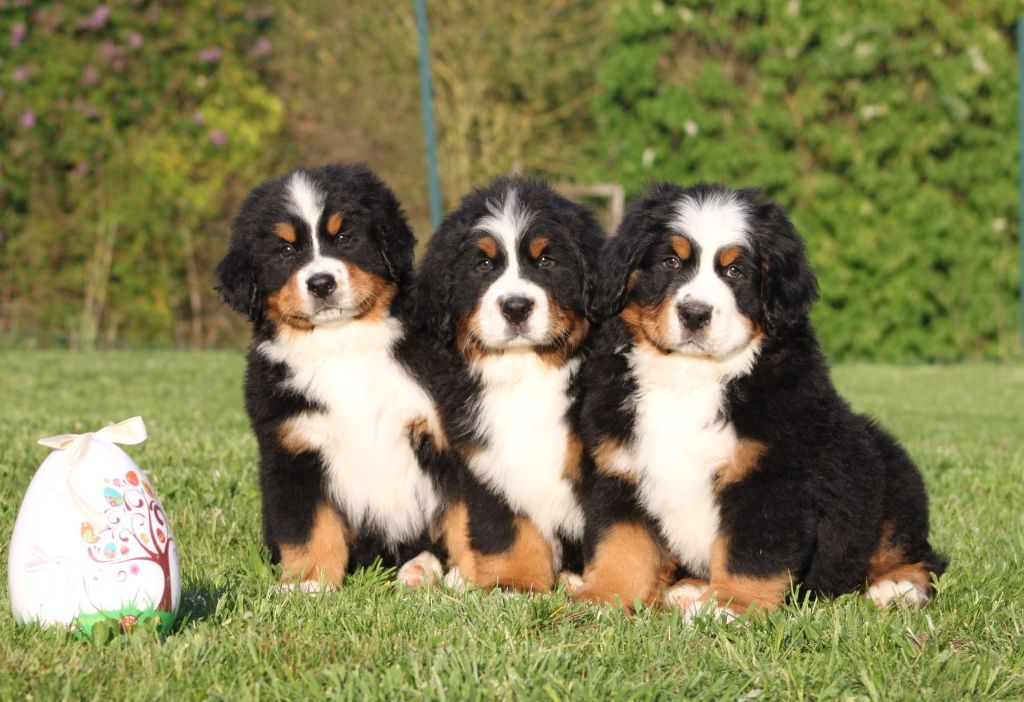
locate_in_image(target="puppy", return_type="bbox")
[416,176,605,592]
[216,163,450,590]
[572,183,946,617]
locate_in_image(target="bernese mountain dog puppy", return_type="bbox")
[572,183,946,617]
[215,163,451,591]
[415,176,605,592]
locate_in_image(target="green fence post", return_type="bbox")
[415,0,442,231]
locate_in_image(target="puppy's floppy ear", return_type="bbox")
[570,206,608,323]
[412,237,455,343]
[375,210,416,285]
[215,245,261,322]
[756,199,819,331]
[587,221,648,321]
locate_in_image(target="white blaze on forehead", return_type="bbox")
[472,187,551,348]
[666,190,756,358]
[670,191,750,254]
[474,188,534,268]
[284,171,353,322]
[286,171,326,256]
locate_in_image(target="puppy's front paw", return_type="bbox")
[558,572,584,594]
[663,582,708,611]
[275,579,334,594]
[868,579,927,608]
[397,552,444,588]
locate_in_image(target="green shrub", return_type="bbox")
[0,1,283,348]
[580,0,1021,360]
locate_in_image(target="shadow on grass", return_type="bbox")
[173,583,224,631]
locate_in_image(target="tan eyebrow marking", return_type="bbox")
[326,212,343,236]
[274,222,297,243]
[669,235,692,260]
[528,236,551,259]
[718,246,743,267]
[477,236,498,259]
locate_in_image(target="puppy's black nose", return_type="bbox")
[500,296,534,325]
[306,273,337,299]
[678,301,712,331]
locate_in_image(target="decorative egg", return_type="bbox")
[7,417,181,637]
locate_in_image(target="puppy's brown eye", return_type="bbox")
[537,255,555,269]
[476,258,494,273]
[725,265,743,279]
[663,256,681,270]
[279,244,296,258]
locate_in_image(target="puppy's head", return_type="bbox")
[417,176,604,360]
[593,183,818,358]
[216,163,414,330]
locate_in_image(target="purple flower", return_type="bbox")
[81,65,99,87]
[192,111,205,125]
[20,111,35,128]
[129,563,140,576]
[198,46,221,64]
[78,4,111,31]
[10,22,26,49]
[209,128,227,147]
[73,99,100,119]
[252,36,271,57]
[126,30,143,50]
[11,65,29,83]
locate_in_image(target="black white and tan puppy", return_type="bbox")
[415,176,605,592]
[572,183,946,617]
[216,163,451,591]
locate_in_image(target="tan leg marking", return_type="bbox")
[278,502,349,588]
[696,536,791,616]
[866,521,932,607]
[471,517,555,593]
[573,522,667,612]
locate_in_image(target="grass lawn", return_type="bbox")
[0,351,1022,700]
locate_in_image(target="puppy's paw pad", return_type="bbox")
[681,601,737,624]
[663,583,708,611]
[559,572,584,593]
[868,579,926,608]
[397,553,443,588]
[443,566,469,591]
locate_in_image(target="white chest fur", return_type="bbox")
[624,345,758,576]
[258,317,441,545]
[468,352,584,565]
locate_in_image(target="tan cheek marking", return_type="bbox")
[266,274,313,330]
[620,301,673,355]
[718,246,742,267]
[670,235,692,261]
[715,439,768,490]
[573,522,666,612]
[455,304,486,362]
[867,522,932,592]
[278,502,349,587]
[477,236,498,259]
[346,263,398,321]
[537,290,589,367]
[528,236,551,259]
[274,222,297,243]
[326,212,343,236]
[470,517,555,592]
[699,535,791,615]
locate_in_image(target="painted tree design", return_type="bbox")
[85,471,176,611]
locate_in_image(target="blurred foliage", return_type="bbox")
[581,0,1022,360]
[0,1,283,348]
[0,0,1020,359]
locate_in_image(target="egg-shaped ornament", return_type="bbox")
[7,417,181,637]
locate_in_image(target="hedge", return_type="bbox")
[579,0,1021,360]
